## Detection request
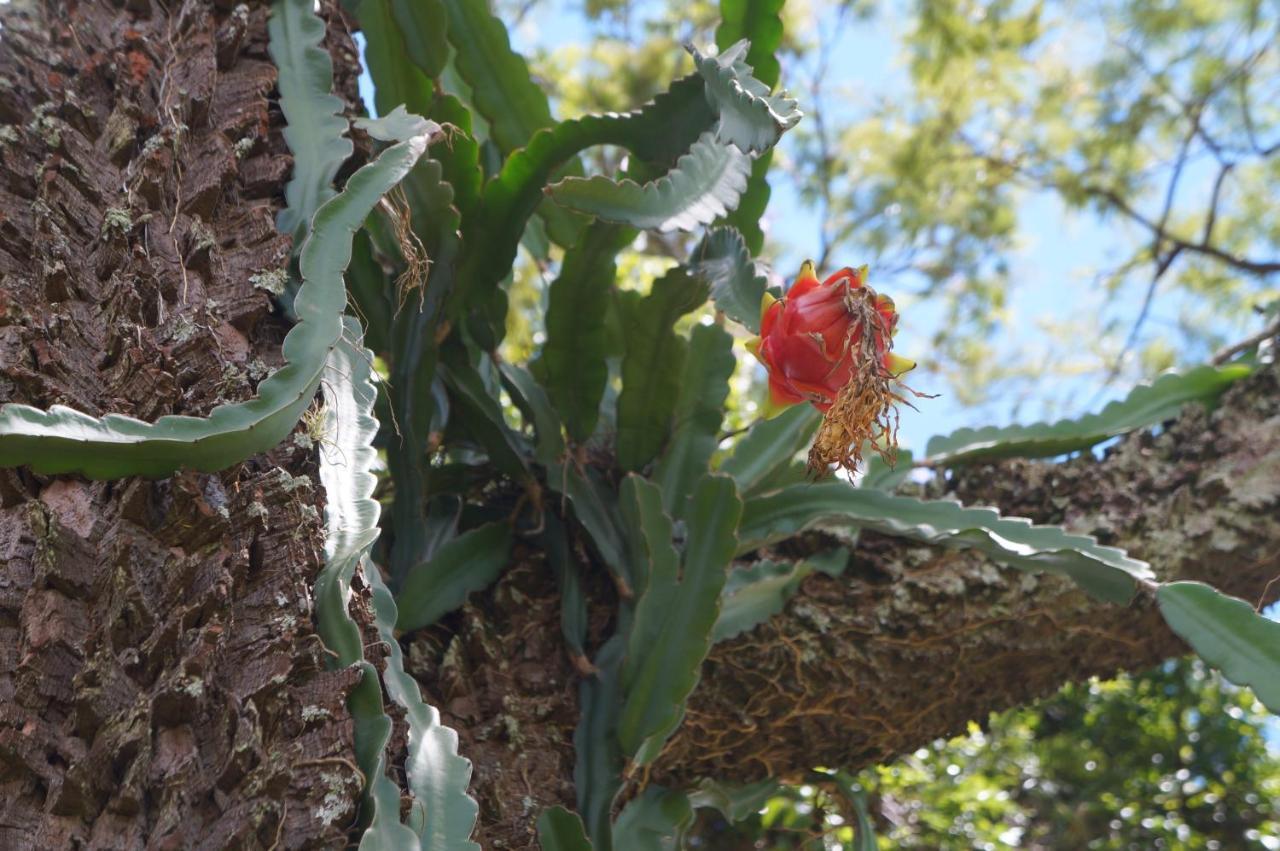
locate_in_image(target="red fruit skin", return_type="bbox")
[757,267,899,412]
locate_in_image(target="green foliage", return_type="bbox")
[389,0,449,79]
[688,778,781,823]
[368,563,481,849]
[354,0,434,116]
[1156,582,1280,714]
[315,322,384,668]
[427,94,484,221]
[714,560,805,642]
[552,461,634,590]
[268,0,351,245]
[441,0,553,154]
[548,131,752,231]
[688,226,770,332]
[500,363,562,456]
[440,348,535,483]
[614,787,696,850]
[315,322,416,847]
[691,40,802,155]
[713,549,846,642]
[449,33,797,331]
[10,1,1275,847]
[538,807,594,850]
[451,76,708,320]
[383,154,459,584]
[714,0,787,252]
[858,448,915,492]
[440,0,585,247]
[618,475,742,765]
[652,323,736,515]
[319,319,478,848]
[575,637,628,850]
[718,404,822,493]
[542,223,635,443]
[346,230,392,352]
[615,269,710,470]
[353,665,420,849]
[739,482,1153,603]
[542,513,591,668]
[831,772,879,851]
[925,364,1253,466]
[396,522,515,631]
[512,356,629,571]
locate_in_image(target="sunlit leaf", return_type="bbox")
[548,132,752,232]
[689,40,801,155]
[739,482,1152,603]
[924,365,1252,466]
[688,226,769,332]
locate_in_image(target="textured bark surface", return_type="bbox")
[0,2,363,847]
[407,358,1280,850]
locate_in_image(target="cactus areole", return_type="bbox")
[747,261,921,475]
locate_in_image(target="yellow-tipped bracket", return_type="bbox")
[752,291,779,353]
[798,259,818,281]
[886,353,916,377]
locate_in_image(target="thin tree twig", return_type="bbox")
[1211,316,1280,365]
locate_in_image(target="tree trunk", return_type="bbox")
[3,3,1279,851]
[0,2,365,847]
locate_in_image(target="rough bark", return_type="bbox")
[0,2,364,847]
[407,358,1280,849]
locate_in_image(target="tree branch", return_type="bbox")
[1082,182,1280,276]
[658,361,1280,785]
[416,362,1280,848]
[1212,316,1280,365]
[958,141,1280,278]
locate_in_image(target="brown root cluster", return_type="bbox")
[806,287,922,476]
[378,184,430,312]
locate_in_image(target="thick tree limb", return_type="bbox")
[661,359,1280,785]
[417,359,1280,848]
